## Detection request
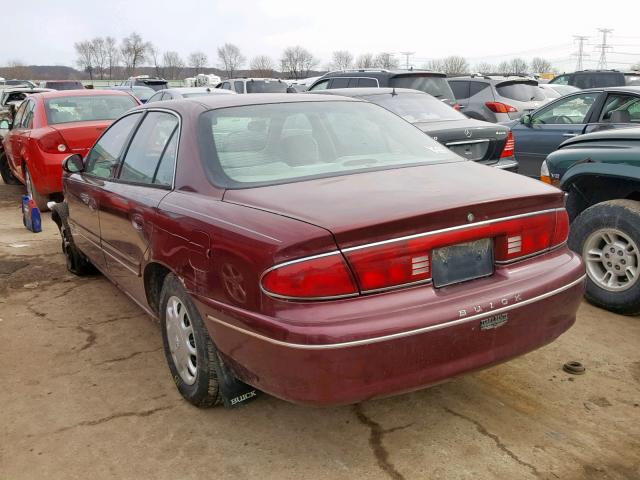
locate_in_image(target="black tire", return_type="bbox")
[568,199,640,315]
[51,202,96,276]
[0,151,20,185]
[159,273,222,407]
[25,166,50,212]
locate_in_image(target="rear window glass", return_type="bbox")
[495,81,545,102]
[138,80,168,91]
[44,95,138,124]
[390,75,455,102]
[199,101,457,188]
[625,74,640,86]
[46,81,84,90]
[363,92,464,123]
[245,80,288,93]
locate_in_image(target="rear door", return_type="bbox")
[66,112,143,270]
[512,91,601,176]
[449,80,470,111]
[584,92,640,133]
[99,110,179,304]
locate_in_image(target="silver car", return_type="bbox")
[448,76,548,123]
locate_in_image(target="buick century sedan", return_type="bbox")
[52,94,585,408]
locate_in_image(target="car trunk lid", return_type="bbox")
[223,161,564,250]
[52,120,111,156]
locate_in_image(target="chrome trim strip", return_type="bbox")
[361,278,433,294]
[496,161,519,170]
[208,275,586,350]
[445,139,491,146]
[341,208,562,253]
[494,242,567,265]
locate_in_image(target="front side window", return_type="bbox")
[309,79,329,91]
[119,111,179,186]
[199,101,457,188]
[357,78,377,87]
[532,93,599,125]
[21,101,35,128]
[44,95,138,125]
[12,101,27,127]
[550,75,569,85]
[84,113,141,178]
[221,82,231,90]
[330,78,350,89]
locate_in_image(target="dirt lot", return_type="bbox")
[0,180,639,480]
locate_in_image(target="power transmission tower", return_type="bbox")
[572,35,589,70]
[596,28,613,69]
[400,51,415,70]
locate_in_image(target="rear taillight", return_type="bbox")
[37,130,68,154]
[262,210,570,300]
[500,131,515,158]
[261,253,358,299]
[485,102,518,114]
[452,103,461,111]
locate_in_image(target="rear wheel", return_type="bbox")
[0,151,20,185]
[159,273,222,408]
[568,200,640,315]
[25,166,49,212]
[51,202,95,276]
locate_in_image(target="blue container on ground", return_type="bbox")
[22,195,42,233]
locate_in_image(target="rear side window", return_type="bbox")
[357,78,377,87]
[495,82,545,102]
[470,82,489,96]
[449,81,470,99]
[21,100,35,128]
[234,81,245,94]
[330,78,350,89]
[574,73,622,89]
[390,75,455,102]
[85,113,142,178]
[119,111,179,186]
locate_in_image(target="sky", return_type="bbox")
[4,0,640,72]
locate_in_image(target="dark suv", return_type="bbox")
[549,70,627,89]
[307,69,457,107]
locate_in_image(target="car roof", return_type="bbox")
[223,78,285,82]
[1,87,54,94]
[578,86,640,94]
[322,69,444,77]
[139,93,359,112]
[561,126,640,146]
[449,75,537,83]
[164,87,233,94]
[34,89,136,99]
[312,87,427,97]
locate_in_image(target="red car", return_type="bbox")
[52,94,585,408]
[1,90,139,210]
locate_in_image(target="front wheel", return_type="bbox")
[25,166,50,212]
[568,200,640,315]
[160,273,222,407]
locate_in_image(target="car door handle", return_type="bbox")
[131,213,144,231]
[562,133,579,137]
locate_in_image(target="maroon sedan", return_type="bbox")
[53,94,585,408]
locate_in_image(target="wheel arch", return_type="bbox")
[143,261,173,315]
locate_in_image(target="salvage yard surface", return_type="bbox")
[0,181,639,480]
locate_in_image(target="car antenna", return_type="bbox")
[206,87,211,92]
[392,87,397,96]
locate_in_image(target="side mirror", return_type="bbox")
[62,154,84,174]
[0,119,10,130]
[520,114,532,126]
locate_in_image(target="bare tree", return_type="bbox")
[250,55,275,77]
[105,36,119,80]
[374,52,399,70]
[497,61,511,75]
[188,51,208,76]
[163,51,184,80]
[508,57,528,75]
[5,60,30,79]
[530,57,552,74]
[75,40,95,81]
[217,43,245,78]
[424,59,445,72]
[439,56,469,75]
[355,53,376,69]
[280,46,318,79]
[120,32,148,77]
[148,44,163,78]
[91,37,108,79]
[331,50,353,70]
[474,62,495,74]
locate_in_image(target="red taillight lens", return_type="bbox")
[453,103,461,111]
[552,209,570,245]
[261,253,358,299]
[485,101,518,114]
[500,131,515,158]
[38,130,68,154]
[343,239,431,291]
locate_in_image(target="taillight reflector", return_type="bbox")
[500,131,515,158]
[485,102,518,114]
[261,253,357,299]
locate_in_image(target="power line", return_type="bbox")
[572,35,589,70]
[596,28,613,69]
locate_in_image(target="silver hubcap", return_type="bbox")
[584,228,639,292]
[165,296,198,385]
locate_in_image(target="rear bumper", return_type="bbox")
[488,156,518,172]
[195,248,585,405]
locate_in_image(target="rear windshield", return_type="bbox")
[44,95,138,124]
[550,84,580,96]
[390,75,456,102]
[245,80,288,93]
[198,101,458,188]
[139,80,168,91]
[47,81,84,90]
[363,92,464,123]
[495,81,545,102]
[183,92,215,98]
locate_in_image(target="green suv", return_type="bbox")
[542,127,640,315]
